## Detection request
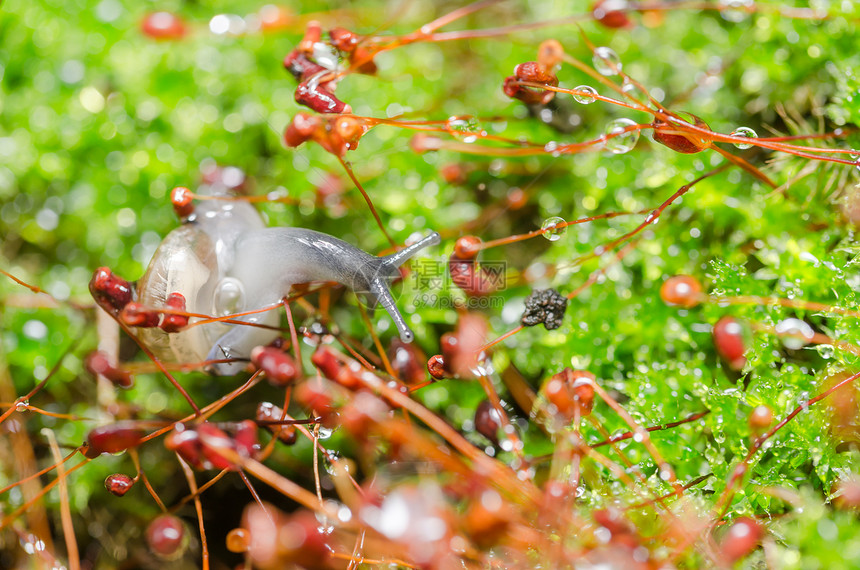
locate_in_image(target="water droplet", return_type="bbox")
[15,400,29,412]
[730,127,757,149]
[573,85,598,104]
[316,425,335,440]
[817,345,835,359]
[213,277,245,317]
[719,0,754,22]
[446,116,482,141]
[604,118,640,154]
[312,42,341,70]
[593,47,622,76]
[774,318,814,350]
[541,217,567,241]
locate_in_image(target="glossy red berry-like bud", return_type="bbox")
[85,351,133,388]
[104,473,135,496]
[160,292,189,333]
[141,12,186,41]
[165,424,205,469]
[251,346,299,386]
[284,112,322,148]
[311,346,342,380]
[120,302,160,328]
[660,275,703,308]
[537,39,564,71]
[454,236,481,259]
[89,267,133,314]
[749,405,773,430]
[474,400,502,445]
[295,81,351,115]
[170,186,194,218]
[226,528,250,553]
[389,338,426,384]
[329,27,359,52]
[713,316,747,371]
[542,369,596,420]
[592,0,633,29]
[503,61,558,105]
[146,514,188,560]
[652,112,712,154]
[719,517,763,564]
[427,355,448,380]
[85,422,146,458]
[295,381,336,417]
[198,422,243,471]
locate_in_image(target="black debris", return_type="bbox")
[521,288,568,330]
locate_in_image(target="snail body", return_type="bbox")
[136,190,438,375]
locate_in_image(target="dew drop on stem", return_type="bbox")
[604,118,640,154]
[774,318,814,350]
[593,47,622,76]
[730,127,757,149]
[573,85,597,104]
[541,217,566,241]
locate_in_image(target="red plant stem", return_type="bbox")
[714,369,860,517]
[591,410,711,448]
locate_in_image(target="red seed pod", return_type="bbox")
[165,424,205,469]
[297,20,322,53]
[474,400,502,445]
[329,27,359,52]
[85,422,146,458]
[334,361,364,390]
[295,80,351,115]
[409,133,444,154]
[295,381,337,418]
[311,346,343,380]
[652,112,712,154]
[719,517,763,564]
[170,186,194,218]
[85,351,134,389]
[463,489,514,548]
[284,112,322,148]
[660,275,703,307]
[542,369,596,421]
[427,354,448,380]
[713,316,748,371]
[197,422,242,471]
[283,49,327,82]
[592,0,633,29]
[449,238,499,297]
[159,292,189,333]
[256,402,298,445]
[140,12,186,41]
[89,267,133,314]
[503,61,559,105]
[226,528,251,553]
[146,514,188,560]
[439,163,468,185]
[388,338,427,384]
[251,346,299,386]
[120,302,160,328]
[243,504,333,569]
[537,39,564,72]
[454,235,481,259]
[232,419,261,459]
[104,473,135,496]
[748,405,773,431]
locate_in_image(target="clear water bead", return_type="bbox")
[719,0,754,22]
[730,127,757,149]
[541,217,567,241]
[592,47,622,76]
[573,85,598,104]
[774,318,814,350]
[604,118,640,154]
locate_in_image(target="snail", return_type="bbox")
[132,185,439,375]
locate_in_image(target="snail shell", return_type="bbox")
[136,193,438,375]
